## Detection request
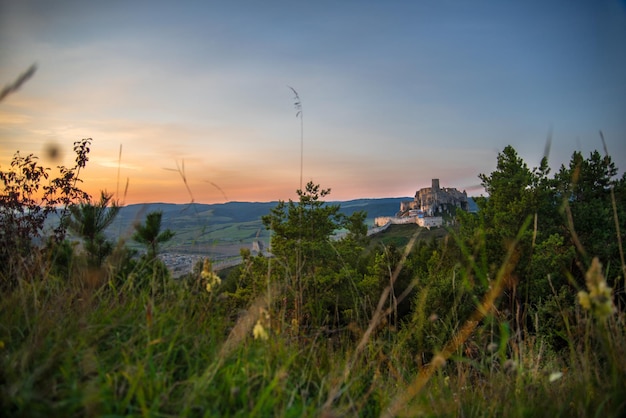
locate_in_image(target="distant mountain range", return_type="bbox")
[105,197,476,260]
[114,197,477,226]
[109,197,409,237]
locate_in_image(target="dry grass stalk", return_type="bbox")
[0,64,36,102]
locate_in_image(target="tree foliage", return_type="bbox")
[66,191,120,267]
[260,181,369,329]
[0,139,91,285]
[453,144,625,340]
[133,211,174,259]
[555,150,622,273]
[132,211,175,260]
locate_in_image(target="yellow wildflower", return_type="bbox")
[201,258,221,293]
[577,257,615,320]
[253,320,269,340]
[253,307,270,340]
[577,291,591,311]
[200,259,212,276]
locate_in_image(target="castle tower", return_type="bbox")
[432,179,440,191]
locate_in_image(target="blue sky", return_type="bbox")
[1,0,625,204]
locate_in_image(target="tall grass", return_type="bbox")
[2,222,623,417]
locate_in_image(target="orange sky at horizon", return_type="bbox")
[0,133,428,205]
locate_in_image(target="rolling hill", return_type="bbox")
[105,197,407,254]
[104,197,475,273]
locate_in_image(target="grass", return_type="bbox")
[2,229,624,417]
[367,223,448,250]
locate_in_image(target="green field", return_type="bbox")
[368,223,449,250]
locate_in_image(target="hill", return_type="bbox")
[366,223,449,250]
[105,198,409,262]
[105,196,475,274]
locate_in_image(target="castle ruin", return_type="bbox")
[400,179,468,217]
[374,179,468,228]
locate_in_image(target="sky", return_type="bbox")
[1,0,625,204]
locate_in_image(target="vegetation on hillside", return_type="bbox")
[1,140,625,417]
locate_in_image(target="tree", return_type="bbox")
[474,146,554,329]
[478,145,535,254]
[66,191,120,267]
[459,145,624,346]
[132,211,174,260]
[262,181,368,328]
[554,150,624,288]
[555,152,619,256]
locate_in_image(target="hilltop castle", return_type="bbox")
[400,178,468,216]
[373,179,468,229]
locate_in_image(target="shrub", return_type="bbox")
[0,139,91,288]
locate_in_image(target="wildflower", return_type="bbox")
[577,257,615,320]
[201,258,221,293]
[253,320,269,340]
[253,308,270,340]
[549,371,563,383]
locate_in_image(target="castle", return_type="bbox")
[374,179,468,228]
[400,178,469,216]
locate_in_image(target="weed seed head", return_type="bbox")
[577,257,615,320]
[503,359,517,374]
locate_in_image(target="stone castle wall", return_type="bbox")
[374,215,419,227]
[402,179,468,216]
[367,179,466,235]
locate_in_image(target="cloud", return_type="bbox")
[92,157,141,170]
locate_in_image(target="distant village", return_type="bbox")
[372,179,469,231]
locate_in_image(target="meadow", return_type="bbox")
[1,139,625,417]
